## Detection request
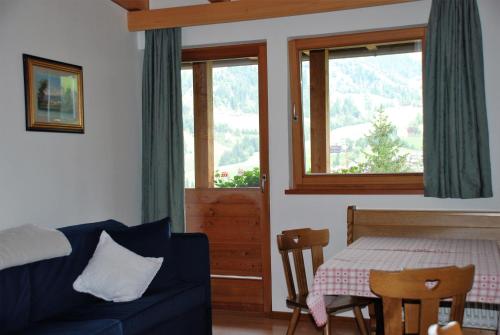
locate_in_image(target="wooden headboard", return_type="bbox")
[347,206,500,245]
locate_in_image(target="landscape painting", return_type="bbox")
[24,55,84,133]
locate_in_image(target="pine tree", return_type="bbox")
[363,107,409,173]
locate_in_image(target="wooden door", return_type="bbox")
[186,188,270,312]
[182,43,271,313]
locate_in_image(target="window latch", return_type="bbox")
[261,174,267,193]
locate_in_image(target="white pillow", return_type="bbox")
[73,231,163,302]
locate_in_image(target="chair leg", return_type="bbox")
[373,299,384,335]
[368,303,377,335]
[323,315,331,335]
[353,305,369,335]
[286,307,301,335]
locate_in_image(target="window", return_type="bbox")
[288,27,426,194]
[181,44,266,189]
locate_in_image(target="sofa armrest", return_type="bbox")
[171,233,210,284]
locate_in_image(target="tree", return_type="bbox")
[218,136,259,165]
[363,107,409,173]
[61,88,74,114]
[330,98,363,129]
[37,79,48,110]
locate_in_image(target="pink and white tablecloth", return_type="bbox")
[306,237,500,326]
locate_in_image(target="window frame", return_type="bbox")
[287,26,427,195]
[182,43,269,190]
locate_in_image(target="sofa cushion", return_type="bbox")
[60,281,206,335]
[58,219,127,236]
[73,231,163,302]
[107,217,176,292]
[0,265,31,333]
[134,304,209,335]
[20,319,122,335]
[29,220,127,322]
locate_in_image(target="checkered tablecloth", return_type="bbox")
[306,237,500,327]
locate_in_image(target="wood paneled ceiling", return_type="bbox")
[112,0,421,31]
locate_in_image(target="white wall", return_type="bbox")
[0,0,142,229]
[151,0,500,312]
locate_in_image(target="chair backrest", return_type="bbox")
[428,322,463,335]
[370,265,475,335]
[276,228,329,301]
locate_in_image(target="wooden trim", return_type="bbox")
[288,27,426,194]
[298,172,423,183]
[111,0,148,11]
[309,49,330,173]
[285,187,424,195]
[193,62,214,188]
[289,39,305,188]
[347,206,500,245]
[212,277,264,311]
[183,43,262,63]
[293,26,427,50]
[127,0,420,31]
[288,172,424,194]
[347,206,356,245]
[257,44,272,314]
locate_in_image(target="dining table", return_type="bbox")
[306,236,500,328]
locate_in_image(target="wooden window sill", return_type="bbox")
[285,187,424,195]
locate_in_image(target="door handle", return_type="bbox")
[261,174,267,193]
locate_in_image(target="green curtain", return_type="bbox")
[424,0,492,198]
[142,28,185,232]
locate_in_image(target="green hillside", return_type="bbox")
[181,52,423,187]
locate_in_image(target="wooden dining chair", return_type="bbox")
[277,228,373,335]
[370,265,475,335]
[428,322,463,335]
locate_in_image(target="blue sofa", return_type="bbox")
[0,219,212,335]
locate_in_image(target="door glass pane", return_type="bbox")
[213,63,260,188]
[181,67,195,188]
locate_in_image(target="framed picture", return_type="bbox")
[23,54,84,133]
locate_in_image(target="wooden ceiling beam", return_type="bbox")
[112,0,149,11]
[127,0,420,31]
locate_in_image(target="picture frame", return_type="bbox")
[23,54,84,133]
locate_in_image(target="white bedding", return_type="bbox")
[0,224,72,270]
